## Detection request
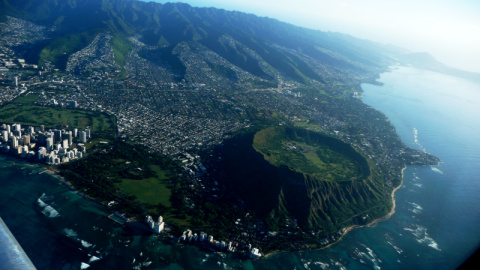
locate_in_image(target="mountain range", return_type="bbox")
[0,0,405,88]
[2,0,479,86]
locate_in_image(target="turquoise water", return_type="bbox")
[1,66,479,269]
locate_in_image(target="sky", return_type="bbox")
[148,0,480,73]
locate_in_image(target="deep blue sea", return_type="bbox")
[1,66,479,269]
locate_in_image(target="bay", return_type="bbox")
[1,66,479,269]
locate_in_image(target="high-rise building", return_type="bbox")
[12,130,21,137]
[79,131,87,143]
[46,137,53,150]
[38,147,47,160]
[53,130,62,142]
[38,132,45,144]
[85,129,91,138]
[14,123,20,132]
[62,139,69,149]
[10,136,18,148]
[66,131,72,145]
[1,130,7,142]
[62,131,72,146]
[40,125,45,132]
[23,135,30,145]
[74,128,78,137]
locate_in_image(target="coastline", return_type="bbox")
[264,166,407,259]
[3,153,409,259]
[0,155,114,215]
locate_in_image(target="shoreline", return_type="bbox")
[2,154,411,259]
[264,166,407,259]
[0,155,114,214]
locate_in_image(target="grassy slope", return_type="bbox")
[110,33,132,76]
[39,31,99,69]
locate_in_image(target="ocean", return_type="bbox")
[1,66,479,269]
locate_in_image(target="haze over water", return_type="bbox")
[1,66,480,269]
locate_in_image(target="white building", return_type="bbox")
[46,137,53,150]
[145,215,165,234]
[250,248,262,259]
[38,147,47,160]
[1,130,7,142]
[62,139,69,149]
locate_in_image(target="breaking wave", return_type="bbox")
[89,256,101,263]
[431,167,444,174]
[81,240,93,248]
[63,228,78,238]
[37,194,60,218]
[404,224,441,251]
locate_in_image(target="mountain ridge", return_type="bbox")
[0,0,400,87]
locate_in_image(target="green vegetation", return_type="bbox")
[220,127,390,231]
[205,61,238,81]
[1,0,394,84]
[116,165,172,207]
[39,31,98,69]
[253,126,370,182]
[59,140,186,224]
[0,93,115,139]
[138,46,186,81]
[111,34,132,77]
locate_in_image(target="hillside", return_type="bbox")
[220,127,392,232]
[0,0,401,88]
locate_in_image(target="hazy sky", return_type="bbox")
[148,0,480,73]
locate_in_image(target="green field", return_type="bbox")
[0,92,115,138]
[58,140,192,227]
[116,165,172,207]
[253,126,370,182]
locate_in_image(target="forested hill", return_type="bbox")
[0,0,403,86]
